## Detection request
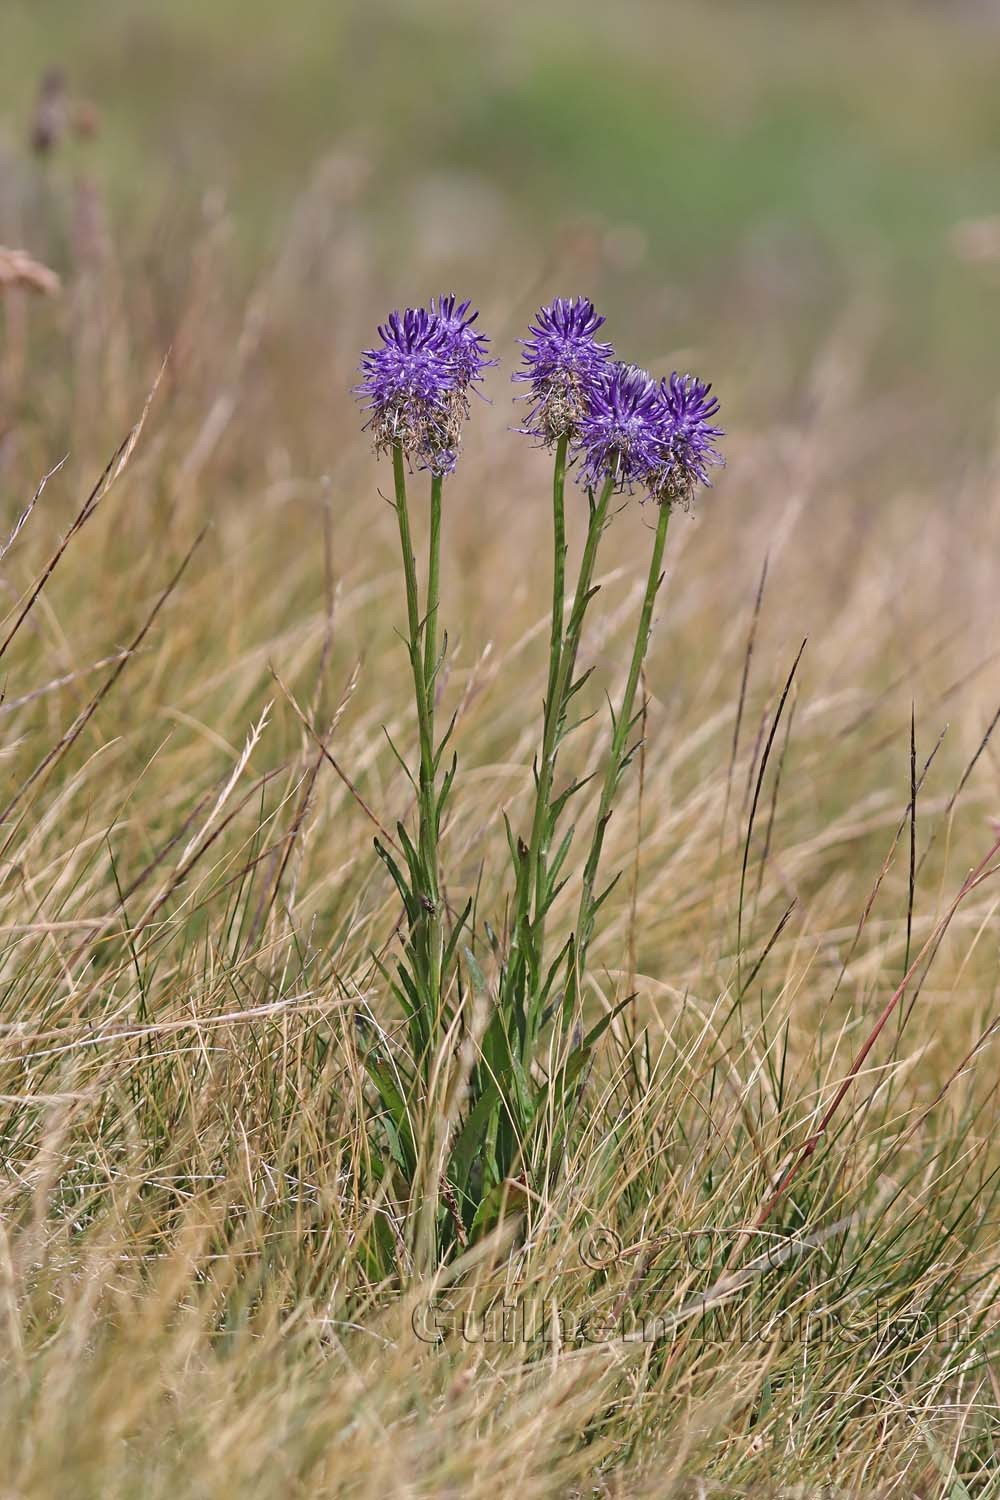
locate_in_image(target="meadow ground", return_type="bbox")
[2,3,1000,1495]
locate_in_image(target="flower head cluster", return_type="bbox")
[355,293,724,497]
[652,373,724,507]
[573,360,724,506]
[514,296,615,446]
[355,296,493,475]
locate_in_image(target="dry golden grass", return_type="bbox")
[0,158,999,1497]
[0,248,60,296]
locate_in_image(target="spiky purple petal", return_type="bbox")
[574,363,665,494]
[429,294,497,389]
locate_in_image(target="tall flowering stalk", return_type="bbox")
[565,366,724,1015]
[511,298,615,1008]
[355,298,492,1044]
[355,295,495,1273]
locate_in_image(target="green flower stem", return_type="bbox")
[525,434,567,918]
[424,471,444,1017]
[424,473,443,719]
[391,445,441,1003]
[570,498,673,1004]
[528,474,614,942]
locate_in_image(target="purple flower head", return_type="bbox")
[575,363,666,494]
[429,294,496,389]
[354,306,462,475]
[514,296,615,446]
[651,374,725,507]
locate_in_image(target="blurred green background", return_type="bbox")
[3,0,1000,450]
